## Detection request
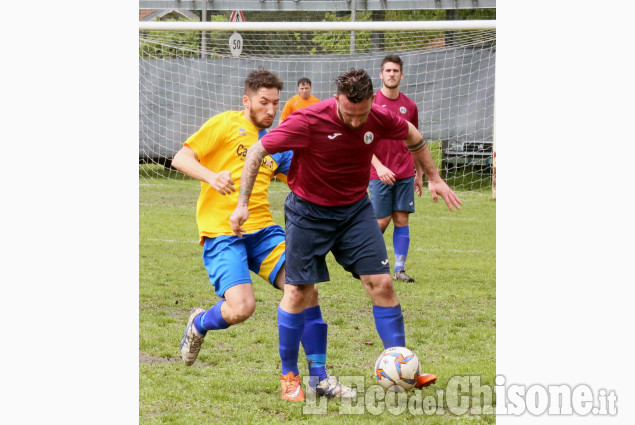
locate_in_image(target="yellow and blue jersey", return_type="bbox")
[184,110,292,244]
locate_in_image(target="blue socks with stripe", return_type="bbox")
[301,305,329,387]
[194,299,230,334]
[278,307,305,376]
[393,225,410,272]
[373,304,406,348]
[278,305,329,385]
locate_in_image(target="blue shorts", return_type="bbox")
[284,192,390,285]
[202,225,286,297]
[368,176,416,219]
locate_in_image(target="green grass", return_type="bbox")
[140,175,496,424]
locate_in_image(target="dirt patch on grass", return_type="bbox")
[139,352,179,364]
[139,351,214,367]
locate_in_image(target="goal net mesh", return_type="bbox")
[139,24,496,192]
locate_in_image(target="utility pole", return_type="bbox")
[350,0,356,53]
[201,0,207,58]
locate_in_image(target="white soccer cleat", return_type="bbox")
[180,307,206,366]
[306,376,357,399]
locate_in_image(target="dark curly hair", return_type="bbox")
[381,54,404,72]
[335,68,374,103]
[244,68,283,95]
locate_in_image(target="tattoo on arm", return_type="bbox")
[238,143,268,206]
[407,137,428,153]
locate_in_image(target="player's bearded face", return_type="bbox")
[245,88,280,129]
[335,94,373,130]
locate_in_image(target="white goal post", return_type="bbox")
[139,19,496,193]
[139,20,495,32]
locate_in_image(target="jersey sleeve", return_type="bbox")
[271,150,293,177]
[262,113,310,154]
[183,113,226,160]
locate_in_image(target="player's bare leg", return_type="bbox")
[274,267,319,309]
[280,282,312,313]
[377,216,392,233]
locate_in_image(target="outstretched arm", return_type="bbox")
[229,141,270,237]
[404,122,462,212]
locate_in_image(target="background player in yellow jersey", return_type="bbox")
[171,68,354,401]
[278,77,320,124]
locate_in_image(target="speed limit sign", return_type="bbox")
[229,32,243,57]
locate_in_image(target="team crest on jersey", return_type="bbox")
[238,128,246,136]
[364,132,374,144]
[400,106,407,114]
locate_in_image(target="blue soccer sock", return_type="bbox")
[195,300,231,335]
[372,304,406,348]
[278,306,306,376]
[393,225,410,272]
[300,305,328,387]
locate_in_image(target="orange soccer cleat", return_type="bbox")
[280,372,305,402]
[414,373,438,389]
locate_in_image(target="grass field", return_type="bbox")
[139,171,496,424]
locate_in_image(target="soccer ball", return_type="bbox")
[374,346,420,392]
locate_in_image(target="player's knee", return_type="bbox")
[392,212,409,227]
[365,275,397,303]
[227,298,256,324]
[377,217,391,232]
[305,285,319,307]
[284,284,312,307]
[376,278,396,299]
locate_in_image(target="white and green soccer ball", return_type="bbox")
[374,346,421,392]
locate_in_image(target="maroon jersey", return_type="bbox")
[370,90,419,180]
[261,98,409,207]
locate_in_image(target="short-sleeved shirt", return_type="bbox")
[184,110,292,244]
[261,98,409,207]
[279,94,321,122]
[370,90,419,180]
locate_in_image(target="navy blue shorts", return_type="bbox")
[368,176,416,219]
[284,192,390,285]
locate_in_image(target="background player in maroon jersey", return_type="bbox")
[369,54,423,283]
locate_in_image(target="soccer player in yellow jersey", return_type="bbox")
[278,77,320,124]
[172,69,354,401]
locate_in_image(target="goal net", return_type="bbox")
[139,21,496,193]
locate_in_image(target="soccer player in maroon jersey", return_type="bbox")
[369,54,423,283]
[230,68,461,402]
